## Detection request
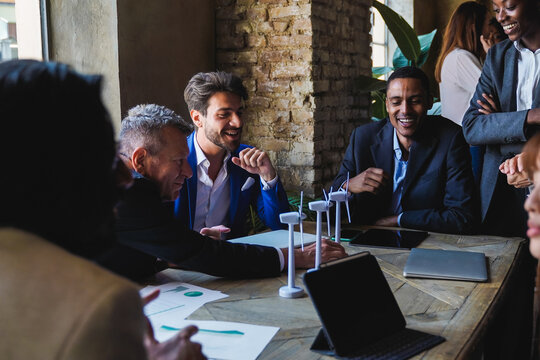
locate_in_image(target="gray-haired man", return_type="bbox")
[97,104,347,280]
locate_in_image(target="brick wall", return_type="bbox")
[312,0,372,195]
[216,0,371,197]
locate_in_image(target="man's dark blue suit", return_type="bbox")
[332,116,477,234]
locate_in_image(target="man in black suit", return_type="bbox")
[332,66,476,234]
[98,104,346,280]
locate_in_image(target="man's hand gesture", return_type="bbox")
[232,147,277,182]
[347,168,389,194]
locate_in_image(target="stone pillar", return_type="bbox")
[47,0,122,133]
[46,0,215,134]
[216,0,371,196]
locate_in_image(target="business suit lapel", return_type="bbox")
[227,153,245,226]
[403,128,438,197]
[501,47,518,111]
[370,121,394,176]
[186,133,198,229]
[534,72,540,108]
[369,121,394,209]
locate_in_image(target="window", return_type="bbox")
[371,0,387,70]
[371,0,414,75]
[0,0,17,61]
[10,0,46,61]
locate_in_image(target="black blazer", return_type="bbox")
[97,176,281,280]
[332,116,477,234]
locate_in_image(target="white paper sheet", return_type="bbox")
[153,319,279,360]
[141,282,228,322]
[228,229,316,248]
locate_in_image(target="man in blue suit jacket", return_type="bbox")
[333,67,476,234]
[462,0,540,237]
[174,71,289,239]
[98,104,347,280]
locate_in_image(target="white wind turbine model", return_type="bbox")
[308,189,333,270]
[278,191,306,298]
[329,172,351,244]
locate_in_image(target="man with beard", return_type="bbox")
[173,71,290,240]
[97,104,346,281]
[332,66,477,234]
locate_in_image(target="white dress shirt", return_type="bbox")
[439,48,483,125]
[192,136,285,270]
[391,129,408,226]
[193,137,231,232]
[515,41,540,111]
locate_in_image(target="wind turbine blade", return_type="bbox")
[345,197,351,223]
[345,173,351,222]
[326,210,331,237]
[300,220,304,251]
[323,188,328,203]
[299,191,304,250]
[299,191,303,216]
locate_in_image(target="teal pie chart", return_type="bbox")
[184,291,203,297]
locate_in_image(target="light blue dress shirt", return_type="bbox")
[391,129,408,226]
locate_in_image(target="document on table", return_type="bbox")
[228,229,316,248]
[153,319,279,360]
[140,282,228,323]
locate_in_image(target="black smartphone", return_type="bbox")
[349,229,428,249]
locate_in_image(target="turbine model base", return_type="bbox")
[279,285,304,298]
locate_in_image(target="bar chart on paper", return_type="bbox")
[155,319,279,360]
[140,282,228,322]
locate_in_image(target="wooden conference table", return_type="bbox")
[149,224,529,359]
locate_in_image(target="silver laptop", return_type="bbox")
[403,248,488,282]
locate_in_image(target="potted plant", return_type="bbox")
[357,0,439,120]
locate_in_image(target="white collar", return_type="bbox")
[193,132,231,167]
[514,40,540,55]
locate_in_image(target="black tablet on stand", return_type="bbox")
[303,252,444,359]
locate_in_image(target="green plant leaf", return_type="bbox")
[246,205,266,235]
[392,50,411,69]
[372,0,420,65]
[427,101,442,115]
[371,90,387,120]
[372,66,393,77]
[393,29,437,69]
[354,75,387,93]
[417,29,437,68]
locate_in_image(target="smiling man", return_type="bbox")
[332,66,477,234]
[174,71,290,239]
[98,104,346,281]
